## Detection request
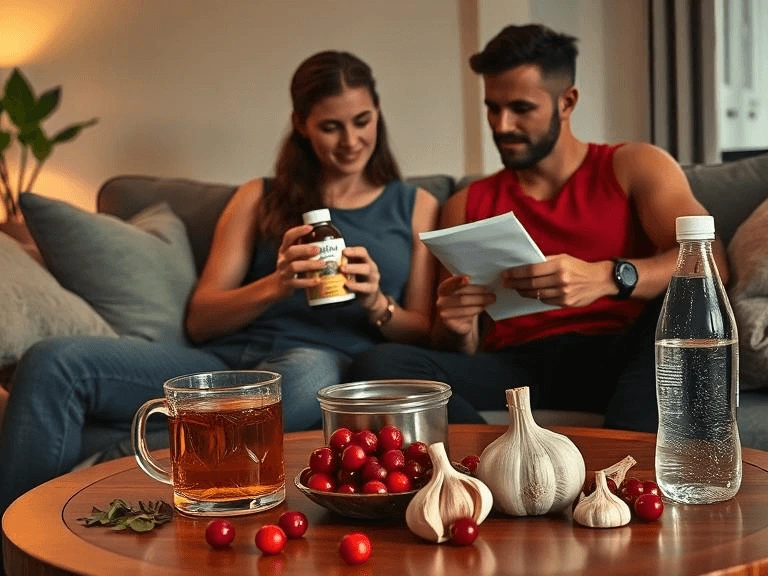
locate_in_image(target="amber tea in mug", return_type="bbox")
[132,370,285,516]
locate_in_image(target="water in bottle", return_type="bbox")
[654,215,741,504]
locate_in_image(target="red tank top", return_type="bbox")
[465,143,653,350]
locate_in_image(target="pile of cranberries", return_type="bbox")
[582,474,665,522]
[300,425,434,494]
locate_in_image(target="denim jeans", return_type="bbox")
[0,335,350,526]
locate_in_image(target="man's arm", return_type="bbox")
[613,143,730,298]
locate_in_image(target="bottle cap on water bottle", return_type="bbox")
[676,215,715,241]
[303,209,331,225]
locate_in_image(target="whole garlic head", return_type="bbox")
[405,442,493,543]
[477,387,586,516]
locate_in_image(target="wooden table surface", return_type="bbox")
[4,424,768,576]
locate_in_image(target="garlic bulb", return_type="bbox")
[477,387,586,516]
[405,442,493,543]
[573,471,631,528]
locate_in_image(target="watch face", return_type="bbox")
[618,262,638,287]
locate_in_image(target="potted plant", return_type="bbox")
[0,68,97,224]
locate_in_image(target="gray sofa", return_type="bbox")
[89,153,768,455]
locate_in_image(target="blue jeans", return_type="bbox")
[0,335,350,524]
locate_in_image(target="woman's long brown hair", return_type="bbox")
[256,51,401,240]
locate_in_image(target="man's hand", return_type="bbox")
[435,275,496,336]
[501,254,613,307]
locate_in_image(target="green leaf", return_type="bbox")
[30,87,60,123]
[77,499,173,533]
[3,68,36,127]
[0,131,10,154]
[30,130,53,163]
[17,125,42,147]
[52,118,98,143]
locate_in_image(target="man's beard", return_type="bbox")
[494,106,561,170]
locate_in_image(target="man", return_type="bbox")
[347,24,728,432]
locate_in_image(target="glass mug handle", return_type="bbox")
[131,398,172,485]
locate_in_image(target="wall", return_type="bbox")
[0,0,650,213]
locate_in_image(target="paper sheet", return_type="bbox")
[419,212,560,320]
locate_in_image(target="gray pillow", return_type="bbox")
[0,232,117,370]
[20,194,197,344]
[727,196,768,391]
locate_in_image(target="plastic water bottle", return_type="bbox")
[655,215,741,504]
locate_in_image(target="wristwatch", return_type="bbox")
[612,258,638,300]
[374,294,396,327]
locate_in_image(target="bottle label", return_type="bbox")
[305,238,355,306]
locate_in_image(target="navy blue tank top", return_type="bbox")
[204,179,417,364]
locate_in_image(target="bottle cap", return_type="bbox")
[302,209,331,225]
[676,215,715,240]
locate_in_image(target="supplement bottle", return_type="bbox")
[655,215,741,504]
[300,209,355,308]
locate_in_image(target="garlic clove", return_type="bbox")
[405,442,493,543]
[573,471,631,528]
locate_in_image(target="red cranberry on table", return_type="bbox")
[449,517,479,546]
[205,519,235,549]
[254,524,287,555]
[277,510,308,539]
[339,532,373,565]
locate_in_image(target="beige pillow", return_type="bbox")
[0,232,117,370]
[727,197,768,391]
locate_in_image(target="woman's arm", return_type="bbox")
[185,179,323,343]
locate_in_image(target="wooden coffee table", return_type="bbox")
[4,424,768,576]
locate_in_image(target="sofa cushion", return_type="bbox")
[0,232,116,371]
[727,196,768,391]
[97,175,238,273]
[20,194,197,344]
[683,152,768,244]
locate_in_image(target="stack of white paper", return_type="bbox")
[419,212,560,320]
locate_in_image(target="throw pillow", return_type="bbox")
[727,196,768,391]
[20,194,197,345]
[0,232,117,370]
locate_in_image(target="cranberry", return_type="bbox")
[254,524,287,555]
[619,477,645,505]
[341,444,367,471]
[402,460,427,487]
[634,493,664,521]
[337,468,361,485]
[404,441,431,468]
[378,425,404,452]
[351,430,379,454]
[361,461,388,483]
[205,519,235,549]
[380,449,406,472]
[642,480,661,497]
[307,472,336,492]
[362,480,388,494]
[449,517,479,546]
[277,510,308,539]
[337,483,358,494]
[385,470,413,493]
[339,532,372,565]
[460,455,481,476]
[329,427,353,453]
[309,447,338,475]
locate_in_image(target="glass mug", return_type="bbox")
[131,370,285,516]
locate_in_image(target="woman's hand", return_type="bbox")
[436,275,496,337]
[273,224,324,299]
[341,246,382,311]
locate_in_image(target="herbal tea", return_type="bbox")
[168,396,284,502]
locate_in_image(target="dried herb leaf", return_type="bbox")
[78,499,173,533]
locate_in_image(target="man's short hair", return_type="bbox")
[469,24,578,86]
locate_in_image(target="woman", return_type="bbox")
[0,51,437,524]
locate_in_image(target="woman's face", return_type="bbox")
[297,86,379,177]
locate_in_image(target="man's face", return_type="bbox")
[483,65,563,170]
